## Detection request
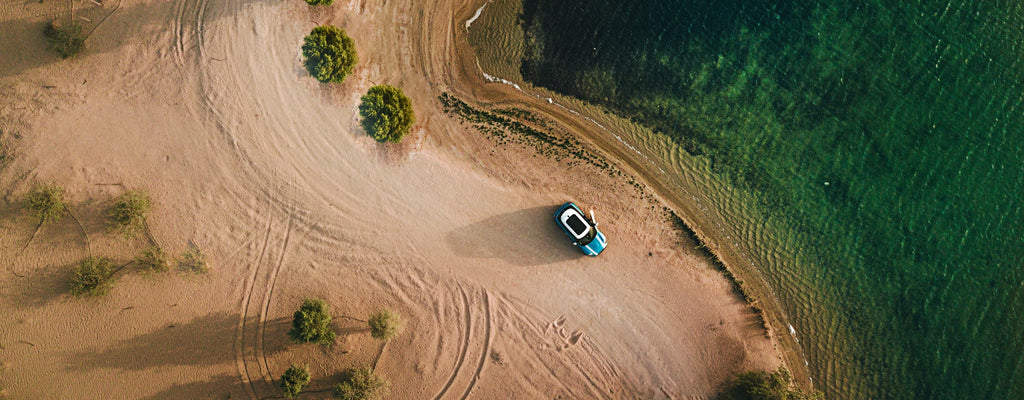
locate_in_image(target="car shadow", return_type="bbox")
[445,205,581,266]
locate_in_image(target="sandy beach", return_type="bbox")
[1,0,790,398]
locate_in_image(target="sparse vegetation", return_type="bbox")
[23,184,66,225]
[723,368,822,400]
[302,25,358,83]
[177,247,209,274]
[367,309,404,340]
[43,21,85,58]
[334,367,388,400]
[108,190,151,237]
[69,256,114,297]
[280,364,311,398]
[359,85,415,143]
[136,246,169,273]
[304,0,334,4]
[289,298,336,344]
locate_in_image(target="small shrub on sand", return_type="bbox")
[23,184,65,225]
[289,298,335,344]
[359,85,415,143]
[305,0,334,5]
[301,25,358,83]
[367,309,404,341]
[70,256,114,297]
[722,368,822,400]
[334,367,388,400]
[281,364,311,398]
[44,21,85,58]
[135,246,169,273]
[177,247,209,274]
[108,190,151,237]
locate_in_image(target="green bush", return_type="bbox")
[136,246,169,273]
[108,190,151,237]
[359,85,415,143]
[367,309,404,341]
[334,367,388,400]
[177,247,209,274]
[280,364,311,398]
[305,0,334,5]
[24,184,65,225]
[44,21,85,58]
[70,256,114,297]
[302,25,358,83]
[723,368,822,400]
[289,298,336,344]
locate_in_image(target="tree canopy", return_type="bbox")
[334,368,388,400]
[358,85,415,143]
[44,22,85,58]
[280,364,311,398]
[367,309,404,340]
[301,25,358,83]
[289,298,336,344]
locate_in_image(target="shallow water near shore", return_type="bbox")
[472,0,1024,398]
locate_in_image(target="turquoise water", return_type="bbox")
[519,0,1024,398]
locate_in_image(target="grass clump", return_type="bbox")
[69,256,114,297]
[108,190,151,237]
[305,0,334,4]
[280,364,311,398]
[177,247,209,274]
[359,85,415,143]
[367,309,404,341]
[723,368,822,400]
[302,25,358,83]
[44,21,85,58]
[23,184,65,225]
[289,298,336,344]
[135,246,169,273]
[334,367,388,400]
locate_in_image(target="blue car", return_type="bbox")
[553,202,607,256]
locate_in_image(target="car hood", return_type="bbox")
[581,230,607,256]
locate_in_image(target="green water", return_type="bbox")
[517,0,1024,398]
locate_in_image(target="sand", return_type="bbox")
[0,0,787,398]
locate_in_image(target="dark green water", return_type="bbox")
[519,0,1024,398]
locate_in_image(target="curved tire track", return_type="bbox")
[460,289,492,400]
[432,285,472,400]
[235,219,273,400]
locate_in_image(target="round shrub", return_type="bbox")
[280,364,311,398]
[334,367,388,400]
[135,246,169,273]
[24,184,65,224]
[358,85,415,143]
[367,309,404,341]
[44,21,85,58]
[302,25,358,83]
[289,298,336,344]
[109,190,151,237]
[70,256,114,297]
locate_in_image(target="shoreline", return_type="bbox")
[458,0,814,388]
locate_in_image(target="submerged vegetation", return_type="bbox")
[302,25,358,83]
[359,85,415,143]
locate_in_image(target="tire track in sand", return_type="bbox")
[235,219,273,400]
[257,216,293,390]
[459,289,492,400]
[432,285,472,400]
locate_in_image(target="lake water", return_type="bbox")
[494,0,1024,398]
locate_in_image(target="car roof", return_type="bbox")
[559,207,591,240]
